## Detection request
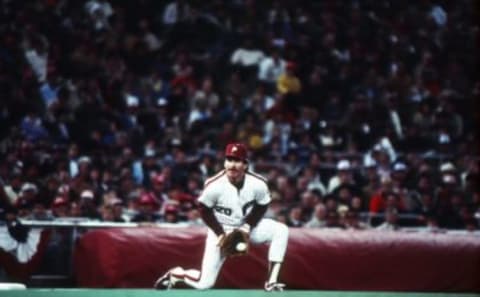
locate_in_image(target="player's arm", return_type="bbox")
[243,179,271,230]
[198,202,224,236]
[244,203,268,228]
[197,182,225,236]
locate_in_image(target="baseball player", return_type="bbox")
[154,143,289,291]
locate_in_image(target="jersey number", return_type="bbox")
[213,206,232,216]
[213,201,255,216]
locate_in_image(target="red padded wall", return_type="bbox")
[73,227,480,292]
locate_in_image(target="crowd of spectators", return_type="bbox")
[0,0,479,233]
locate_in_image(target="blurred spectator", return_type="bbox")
[231,38,265,69]
[85,0,114,32]
[69,201,83,218]
[304,202,327,228]
[423,215,442,233]
[20,112,49,143]
[265,196,285,220]
[163,203,180,223]
[185,208,203,226]
[0,0,477,233]
[78,190,101,219]
[299,190,319,220]
[162,0,192,26]
[360,159,380,201]
[286,205,304,227]
[325,210,343,229]
[28,200,54,221]
[343,210,369,230]
[2,172,23,205]
[258,49,286,92]
[301,166,327,196]
[110,198,128,223]
[51,197,69,218]
[370,190,405,215]
[405,169,435,213]
[131,193,161,223]
[366,141,396,181]
[276,62,301,96]
[100,204,115,222]
[150,173,169,207]
[327,159,356,193]
[324,194,339,213]
[332,184,358,210]
[376,208,400,231]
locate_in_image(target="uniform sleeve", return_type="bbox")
[197,183,217,208]
[256,181,272,205]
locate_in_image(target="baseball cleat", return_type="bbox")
[154,267,184,290]
[264,282,286,291]
[154,270,173,290]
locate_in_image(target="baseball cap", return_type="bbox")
[153,173,165,184]
[126,94,139,107]
[78,156,91,164]
[393,162,407,171]
[442,174,456,184]
[438,133,450,144]
[164,204,179,214]
[80,190,95,199]
[20,182,38,194]
[52,196,68,208]
[439,162,455,172]
[157,97,168,107]
[337,159,351,171]
[139,193,158,205]
[225,143,248,161]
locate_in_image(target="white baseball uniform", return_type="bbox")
[172,170,289,289]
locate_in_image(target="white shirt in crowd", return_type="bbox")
[231,48,265,67]
[258,57,286,83]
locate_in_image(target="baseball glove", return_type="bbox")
[218,229,249,258]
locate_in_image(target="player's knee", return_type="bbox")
[196,278,216,290]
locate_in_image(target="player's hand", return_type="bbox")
[217,229,249,258]
[239,223,251,234]
[216,232,227,247]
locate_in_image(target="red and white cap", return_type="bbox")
[139,193,158,206]
[225,143,248,161]
[152,173,165,184]
[52,196,68,208]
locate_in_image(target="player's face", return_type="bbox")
[224,157,247,184]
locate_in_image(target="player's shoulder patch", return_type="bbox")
[204,170,226,188]
[246,171,268,184]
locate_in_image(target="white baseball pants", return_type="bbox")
[175,218,288,289]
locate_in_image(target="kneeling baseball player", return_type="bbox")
[154,143,289,291]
